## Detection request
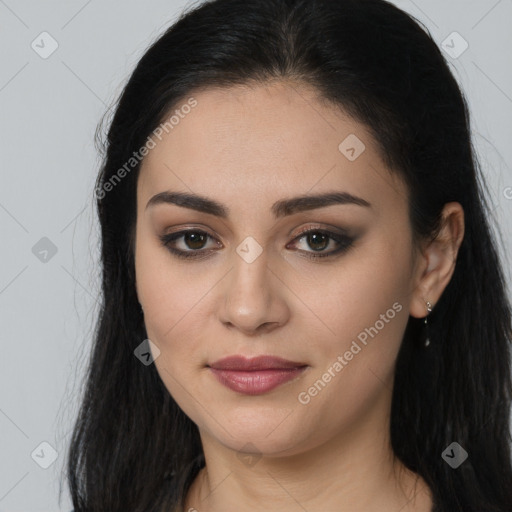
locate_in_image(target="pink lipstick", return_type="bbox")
[208,355,308,395]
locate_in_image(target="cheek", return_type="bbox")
[135,231,211,392]
[292,245,413,430]
[136,227,205,340]
[291,263,409,445]
[296,243,411,350]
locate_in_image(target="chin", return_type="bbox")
[199,410,316,457]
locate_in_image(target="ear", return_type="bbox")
[409,202,465,319]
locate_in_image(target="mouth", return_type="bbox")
[208,355,307,371]
[207,355,308,395]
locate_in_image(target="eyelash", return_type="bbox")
[158,226,354,261]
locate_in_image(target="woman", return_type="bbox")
[65,0,512,510]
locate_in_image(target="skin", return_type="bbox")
[134,80,464,512]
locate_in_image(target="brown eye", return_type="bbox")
[159,229,220,260]
[182,231,208,250]
[288,228,355,259]
[304,232,330,251]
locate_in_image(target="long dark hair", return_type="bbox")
[64,0,512,510]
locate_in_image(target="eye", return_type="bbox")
[159,229,220,260]
[159,226,355,260]
[287,227,354,260]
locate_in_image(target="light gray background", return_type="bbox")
[0,1,511,511]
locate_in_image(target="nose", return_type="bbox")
[217,248,290,336]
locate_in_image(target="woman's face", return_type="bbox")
[135,81,423,457]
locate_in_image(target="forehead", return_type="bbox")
[138,81,408,218]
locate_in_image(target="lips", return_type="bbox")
[208,355,306,371]
[207,355,308,395]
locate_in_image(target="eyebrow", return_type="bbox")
[145,190,371,218]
